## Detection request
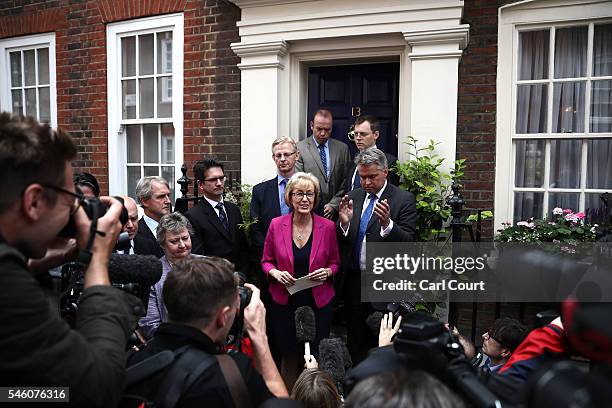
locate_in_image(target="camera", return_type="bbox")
[59,196,131,252]
[227,272,252,349]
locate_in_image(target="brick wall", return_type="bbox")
[0,0,241,194]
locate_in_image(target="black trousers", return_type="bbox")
[343,268,377,365]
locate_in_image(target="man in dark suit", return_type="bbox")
[186,159,248,271]
[296,109,351,219]
[337,147,417,364]
[135,176,172,258]
[346,115,400,192]
[119,195,159,255]
[250,136,299,264]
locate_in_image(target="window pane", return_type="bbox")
[518,30,549,80]
[586,139,612,189]
[161,124,174,164]
[139,34,154,75]
[122,79,136,119]
[157,32,172,74]
[121,36,136,77]
[10,52,21,87]
[590,80,612,133]
[162,166,175,202]
[554,26,587,78]
[516,84,548,133]
[39,87,50,123]
[37,48,49,85]
[593,24,612,77]
[126,125,141,163]
[25,88,37,117]
[143,124,158,163]
[127,166,141,198]
[515,140,545,188]
[139,78,154,118]
[11,90,23,114]
[514,192,544,223]
[548,193,580,217]
[552,82,585,133]
[23,49,36,86]
[585,193,608,224]
[144,166,159,177]
[550,139,581,188]
[157,77,172,118]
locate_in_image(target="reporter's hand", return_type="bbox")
[243,283,267,344]
[270,269,296,286]
[379,312,402,347]
[304,354,318,369]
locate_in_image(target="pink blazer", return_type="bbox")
[261,213,340,308]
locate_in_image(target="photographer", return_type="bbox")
[0,113,139,406]
[126,257,288,406]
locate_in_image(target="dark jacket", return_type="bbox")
[135,217,164,258]
[0,242,140,407]
[126,323,274,407]
[249,177,282,258]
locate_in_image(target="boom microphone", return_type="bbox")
[108,254,163,312]
[366,311,384,337]
[319,338,346,393]
[295,306,316,357]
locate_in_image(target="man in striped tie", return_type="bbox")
[337,147,417,364]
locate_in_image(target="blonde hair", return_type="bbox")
[285,172,320,209]
[271,136,297,153]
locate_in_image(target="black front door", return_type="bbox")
[307,62,400,157]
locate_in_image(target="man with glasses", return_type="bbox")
[346,115,400,191]
[296,109,351,219]
[186,159,248,271]
[0,113,139,407]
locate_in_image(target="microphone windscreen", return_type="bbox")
[366,311,384,337]
[295,306,316,343]
[329,337,352,370]
[108,254,163,287]
[319,338,345,392]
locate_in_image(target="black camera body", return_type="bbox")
[227,272,252,349]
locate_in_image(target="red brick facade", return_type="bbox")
[0,0,241,194]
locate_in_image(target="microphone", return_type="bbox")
[108,254,163,312]
[319,338,346,393]
[328,337,352,370]
[295,306,316,357]
[366,311,384,337]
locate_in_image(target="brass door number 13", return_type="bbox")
[351,106,362,117]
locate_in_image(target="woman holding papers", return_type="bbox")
[262,172,340,390]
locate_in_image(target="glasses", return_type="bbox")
[203,175,226,183]
[273,152,297,160]
[354,131,372,139]
[292,192,315,200]
[42,184,84,215]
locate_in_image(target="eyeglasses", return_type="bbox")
[203,176,226,183]
[292,192,315,200]
[354,131,372,138]
[273,152,297,160]
[42,184,84,215]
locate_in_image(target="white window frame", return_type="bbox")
[107,13,184,196]
[0,33,57,128]
[496,0,612,230]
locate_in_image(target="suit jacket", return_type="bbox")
[249,177,282,257]
[337,183,417,289]
[185,199,248,272]
[345,151,400,192]
[296,136,351,211]
[261,214,340,308]
[135,218,164,258]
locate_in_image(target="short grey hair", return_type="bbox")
[135,176,170,203]
[271,136,297,153]
[354,147,388,171]
[285,172,321,209]
[156,212,194,247]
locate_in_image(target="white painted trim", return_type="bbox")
[0,33,57,128]
[107,13,184,196]
[403,25,470,49]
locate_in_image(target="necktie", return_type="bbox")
[355,194,377,267]
[318,144,328,178]
[279,179,290,215]
[216,202,229,231]
[352,168,361,190]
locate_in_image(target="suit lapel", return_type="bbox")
[350,189,366,239]
[268,179,281,216]
[202,201,231,241]
[309,217,323,271]
[225,202,237,241]
[281,216,294,272]
[308,137,327,181]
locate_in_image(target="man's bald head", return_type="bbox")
[122,196,139,240]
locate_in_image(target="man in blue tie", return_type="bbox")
[296,109,351,219]
[337,147,417,364]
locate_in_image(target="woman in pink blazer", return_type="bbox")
[262,172,340,389]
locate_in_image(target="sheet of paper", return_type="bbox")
[286,275,323,295]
